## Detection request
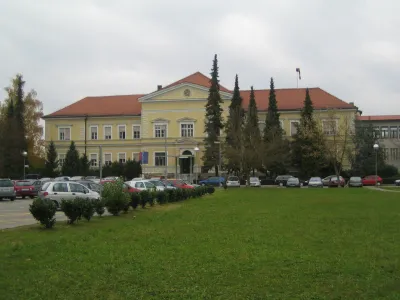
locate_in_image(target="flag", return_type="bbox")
[296,68,301,80]
[139,151,148,164]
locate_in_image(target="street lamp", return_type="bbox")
[214,141,222,187]
[194,146,200,184]
[22,151,27,179]
[373,143,379,186]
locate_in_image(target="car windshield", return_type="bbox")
[16,181,34,186]
[144,182,155,188]
[41,182,51,191]
[350,177,362,181]
[310,177,321,182]
[228,176,239,181]
[149,180,164,187]
[250,177,258,182]
[287,178,298,182]
[0,179,13,187]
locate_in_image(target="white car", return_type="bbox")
[308,177,323,188]
[226,176,240,187]
[38,181,100,210]
[249,177,261,187]
[395,179,400,186]
[127,180,157,191]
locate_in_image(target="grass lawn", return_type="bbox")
[1,188,400,299]
[379,186,400,191]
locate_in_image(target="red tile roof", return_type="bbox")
[44,95,143,118]
[44,72,355,118]
[357,115,400,121]
[163,71,231,93]
[241,88,355,111]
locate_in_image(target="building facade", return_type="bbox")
[357,115,400,169]
[43,72,358,178]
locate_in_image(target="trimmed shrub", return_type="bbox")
[93,199,106,217]
[102,180,131,216]
[207,186,215,194]
[175,188,183,201]
[149,190,157,206]
[139,190,150,208]
[157,190,168,204]
[131,192,141,209]
[165,189,176,202]
[61,198,85,224]
[82,200,95,221]
[29,198,56,229]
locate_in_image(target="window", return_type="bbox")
[58,154,66,167]
[384,148,389,159]
[69,183,87,194]
[118,125,126,140]
[390,148,398,161]
[90,126,98,140]
[118,153,126,164]
[59,127,71,141]
[381,126,389,138]
[180,123,194,137]
[373,126,380,138]
[290,121,300,136]
[90,153,98,167]
[135,182,145,188]
[258,122,266,134]
[132,152,140,161]
[154,124,167,138]
[104,153,112,166]
[390,126,398,139]
[154,152,167,166]
[322,120,337,135]
[133,125,141,139]
[279,120,284,128]
[104,126,112,140]
[53,183,68,192]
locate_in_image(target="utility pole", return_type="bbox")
[99,145,103,179]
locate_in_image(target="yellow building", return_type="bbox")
[43,72,358,178]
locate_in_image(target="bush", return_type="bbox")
[130,192,141,209]
[93,199,106,216]
[207,186,215,194]
[29,198,56,229]
[165,189,176,202]
[61,198,85,224]
[82,200,95,221]
[139,190,150,208]
[102,180,131,216]
[157,190,168,204]
[175,188,183,201]
[148,190,156,206]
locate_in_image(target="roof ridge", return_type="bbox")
[241,87,320,92]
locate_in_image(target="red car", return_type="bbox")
[362,175,383,186]
[328,176,345,187]
[14,180,39,199]
[123,183,140,193]
[165,179,194,189]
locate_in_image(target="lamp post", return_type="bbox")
[22,151,27,179]
[194,146,199,184]
[214,141,222,187]
[373,143,379,186]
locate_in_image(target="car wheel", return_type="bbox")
[10,197,15,201]
[0,197,2,200]
[29,196,34,199]
[22,196,26,199]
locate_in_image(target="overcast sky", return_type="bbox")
[0,0,399,116]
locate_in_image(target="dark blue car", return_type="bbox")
[199,176,225,186]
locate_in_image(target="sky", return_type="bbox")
[0,0,399,116]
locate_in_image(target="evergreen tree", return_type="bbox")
[203,54,224,175]
[62,141,80,176]
[44,140,58,177]
[291,88,327,177]
[263,77,282,141]
[80,153,90,176]
[224,75,245,174]
[243,87,262,177]
[123,159,142,180]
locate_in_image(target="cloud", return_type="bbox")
[0,0,399,115]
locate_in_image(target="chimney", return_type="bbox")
[157,85,162,91]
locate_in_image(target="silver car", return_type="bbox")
[0,178,16,201]
[249,177,261,187]
[226,176,240,187]
[38,181,100,210]
[308,177,323,188]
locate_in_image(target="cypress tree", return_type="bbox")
[263,77,281,141]
[80,153,90,176]
[62,141,80,176]
[203,54,224,176]
[44,140,58,177]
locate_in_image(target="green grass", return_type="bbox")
[1,189,400,299]
[379,186,400,191]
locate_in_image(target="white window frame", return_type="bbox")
[118,125,126,140]
[118,152,126,164]
[180,122,195,138]
[154,123,168,138]
[58,126,71,141]
[154,151,168,166]
[104,153,112,166]
[279,120,284,129]
[290,120,300,136]
[89,153,98,167]
[322,120,338,136]
[132,152,140,162]
[58,154,66,166]
[132,125,141,139]
[103,125,112,140]
[89,125,98,140]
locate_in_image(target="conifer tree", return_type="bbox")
[263,77,281,141]
[44,140,58,177]
[62,141,80,176]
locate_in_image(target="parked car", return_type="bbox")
[286,177,301,188]
[39,177,52,183]
[328,176,345,187]
[126,180,157,191]
[74,180,103,193]
[165,179,194,189]
[249,177,261,187]
[122,183,140,193]
[362,175,383,186]
[38,181,100,210]
[275,175,293,186]
[0,178,16,201]
[308,177,323,188]
[14,180,41,199]
[25,174,41,180]
[149,179,176,190]
[70,176,85,181]
[199,176,225,186]
[54,176,70,181]
[322,175,341,186]
[226,176,240,188]
[348,176,363,188]
[395,179,400,186]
